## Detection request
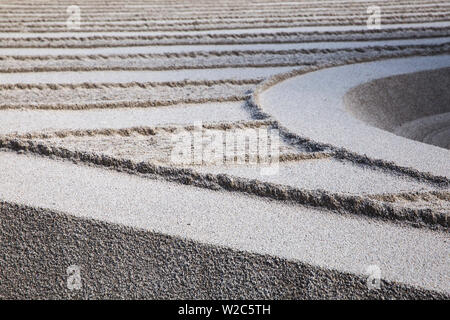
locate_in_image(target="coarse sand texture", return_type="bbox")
[0,0,449,299]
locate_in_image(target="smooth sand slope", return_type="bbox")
[259,55,450,178]
[345,68,450,150]
[0,67,297,84]
[0,0,449,299]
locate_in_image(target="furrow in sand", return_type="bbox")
[1,138,448,231]
[0,77,257,109]
[369,191,450,214]
[7,120,297,165]
[5,119,276,139]
[0,46,447,111]
[5,9,450,23]
[0,101,252,135]
[5,11,450,23]
[1,22,448,38]
[0,151,449,297]
[1,14,446,23]
[2,0,447,8]
[1,1,448,13]
[0,83,253,110]
[1,0,449,298]
[4,7,450,22]
[193,159,441,196]
[3,28,448,48]
[0,78,260,89]
[4,16,450,33]
[1,0,446,5]
[1,43,449,73]
[1,37,448,56]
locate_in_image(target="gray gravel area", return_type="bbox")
[0,151,448,295]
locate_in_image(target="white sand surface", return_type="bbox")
[345,68,450,150]
[394,112,450,150]
[194,159,435,195]
[0,66,296,84]
[6,11,449,26]
[0,150,448,294]
[3,1,445,8]
[1,37,448,56]
[1,0,449,299]
[0,21,448,38]
[0,101,251,135]
[259,55,450,178]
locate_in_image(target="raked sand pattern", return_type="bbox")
[0,0,449,299]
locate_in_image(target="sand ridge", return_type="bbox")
[1,0,449,299]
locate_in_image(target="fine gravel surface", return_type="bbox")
[0,37,448,56]
[1,21,448,37]
[394,112,450,150]
[3,28,448,48]
[0,67,297,84]
[0,82,255,109]
[0,151,449,298]
[345,68,450,150]
[0,101,252,134]
[193,159,437,195]
[1,0,449,300]
[28,121,299,164]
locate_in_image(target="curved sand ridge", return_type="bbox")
[344,68,450,150]
[1,0,449,299]
[258,55,450,179]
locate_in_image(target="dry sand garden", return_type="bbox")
[0,0,449,299]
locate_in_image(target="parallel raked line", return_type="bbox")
[3,29,449,48]
[2,43,449,72]
[1,0,448,230]
[3,18,450,33]
[5,9,450,22]
[1,135,448,230]
[1,1,448,12]
[0,56,448,230]
[4,8,450,22]
[2,14,449,30]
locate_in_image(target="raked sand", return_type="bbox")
[1,151,449,298]
[1,37,448,56]
[1,0,449,299]
[345,68,450,150]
